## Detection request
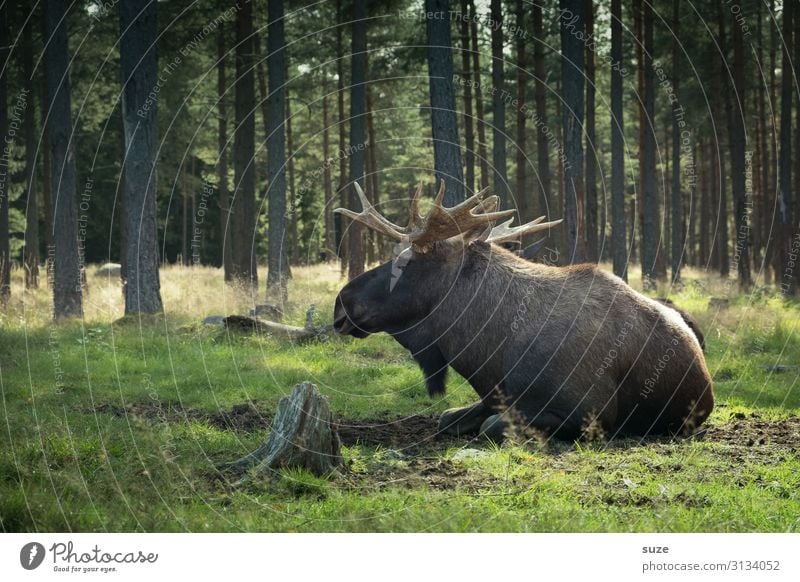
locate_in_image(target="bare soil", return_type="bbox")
[91,402,800,451]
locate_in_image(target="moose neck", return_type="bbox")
[419,243,545,396]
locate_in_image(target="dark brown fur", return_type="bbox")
[334,239,713,439]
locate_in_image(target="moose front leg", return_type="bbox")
[438,400,494,436]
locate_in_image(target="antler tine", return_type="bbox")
[408,182,424,228]
[433,179,447,207]
[485,215,565,244]
[334,182,408,241]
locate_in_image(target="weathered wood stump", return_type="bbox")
[222,382,343,478]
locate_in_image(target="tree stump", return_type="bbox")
[222,382,343,478]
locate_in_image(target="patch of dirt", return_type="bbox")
[91,402,800,451]
[703,414,800,448]
[336,415,461,453]
[91,401,271,433]
[346,457,501,493]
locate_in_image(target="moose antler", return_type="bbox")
[335,181,562,249]
[335,181,515,249]
[484,215,564,244]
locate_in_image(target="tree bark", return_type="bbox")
[515,0,528,222]
[0,4,9,305]
[347,0,367,280]
[425,0,465,206]
[233,0,257,289]
[218,24,233,281]
[286,79,299,266]
[533,1,551,220]
[727,0,751,287]
[460,0,475,194]
[559,0,586,264]
[46,0,83,317]
[490,0,508,207]
[584,0,597,261]
[700,139,709,267]
[222,382,342,478]
[40,62,53,288]
[336,0,348,273]
[777,0,794,294]
[267,0,290,299]
[366,86,380,261]
[755,5,768,273]
[322,91,335,260]
[610,0,626,280]
[670,0,682,283]
[640,0,658,288]
[470,0,489,190]
[22,9,38,289]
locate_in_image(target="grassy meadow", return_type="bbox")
[0,262,798,532]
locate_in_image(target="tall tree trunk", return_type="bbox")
[119,0,162,313]
[559,0,586,264]
[347,0,367,279]
[768,0,778,280]
[777,0,794,294]
[45,0,82,317]
[182,161,189,265]
[0,4,9,305]
[470,0,489,190]
[366,86,380,261]
[755,4,768,274]
[425,0,464,206]
[460,0,475,194]
[610,0,626,280]
[322,91,335,260]
[687,142,697,267]
[726,0,751,286]
[233,0,257,289]
[22,9,38,289]
[584,0,597,261]
[700,139,709,267]
[794,0,800,287]
[710,14,731,278]
[117,160,127,283]
[515,0,528,222]
[40,64,53,287]
[640,0,657,288]
[670,0,682,283]
[533,0,551,219]
[267,0,290,299]
[490,0,508,207]
[218,24,233,281]
[287,80,299,266]
[336,0,348,274]
[633,0,644,276]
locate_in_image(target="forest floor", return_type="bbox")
[1,263,799,532]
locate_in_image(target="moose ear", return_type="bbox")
[467,239,491,252]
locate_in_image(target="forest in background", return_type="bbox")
[0,0,798,318]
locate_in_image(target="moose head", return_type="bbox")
[333,181,561,341]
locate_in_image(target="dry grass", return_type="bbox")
[0,261,351,328]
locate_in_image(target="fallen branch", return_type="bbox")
[223,305,331,342]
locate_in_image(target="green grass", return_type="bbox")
[1,263,799,532]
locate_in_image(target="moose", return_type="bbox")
[333,183,713,441]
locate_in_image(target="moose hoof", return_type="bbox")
[438,401,491,436]
[479,414,510,443]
